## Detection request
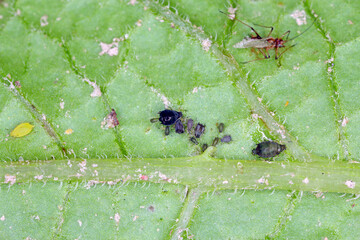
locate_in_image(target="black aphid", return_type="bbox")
[221,135,232,143]
[212,137,220,146]
[187,119,194,133]
[159,109,182,126]
[175,120,184,134]
[165,126,170,136]
[218,123,225,133]
[202,144,208,152]
[190,137,199,145]
[194,123,205,138]
[252,141,286,158]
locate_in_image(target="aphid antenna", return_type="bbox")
[285,18,318,42]
[219,10,262,39]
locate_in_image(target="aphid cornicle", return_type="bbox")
[194,123,205,138]
[252,141,286,158]
[219,10,317,63]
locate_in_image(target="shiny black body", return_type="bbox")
[159,110,182,126]
[252,141,286,158]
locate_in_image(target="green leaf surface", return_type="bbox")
[0,0,360,238]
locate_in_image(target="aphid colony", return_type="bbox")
[151,109,286,158]
[151,109,232,151]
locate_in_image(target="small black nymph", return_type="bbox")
[252,141,286,158]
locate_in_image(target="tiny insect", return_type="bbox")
[252,141,286,158]
[202,143,208,152]
[187,119,194,133]
[158,109,182,126]
[194,123,205,138]
[175,119,185,134]
[221,135,232,143]
[219,10,317,63]
[190,137,199,145]
[151,109,183,135]
[217,123,225,133]
[212,137,220,146]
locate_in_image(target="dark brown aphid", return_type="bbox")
[212,137,220,146]
[217,123,225,133]
[194,123,205,138]
[190,137,199,145]
[187,119,194,133]
[252,141,286,158]
[221,135,232,143]
[175,120,184,134]
[165,126,170,136]
[202,144,208,152]
[219,10,317,63]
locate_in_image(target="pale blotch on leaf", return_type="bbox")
[10,122,34,138]
[40,15,48,27]
[201,38,212,52]
[290,10,307,26]
[345,180,355,189]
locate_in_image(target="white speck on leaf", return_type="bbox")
[227,7,237,20]
[114,213,120,225]
[302,177,309,184]
[99,41,119,56]
[341,117,349,127]
[290,10,307,25]
[0,15,3,20]
[135,19,142,27]
[34,175,44,180]
[345,180,355,189]
[128,0,137,5]
[223,180,228,184]
[4,174,16,185]
[0,216,5,221]
[201,38,212,52]
[40,15,48,27]
[101,109,119,129]
[150,87,171,108]
[77,220,82,227]
[83,78,102,97]
[60,99,64,109]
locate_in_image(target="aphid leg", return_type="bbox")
[252,23,274,37]
[240,57,269,64]
[281,30,291,40]
[219,10,262,39]
[276,44,297,59]
[259,48,270,59]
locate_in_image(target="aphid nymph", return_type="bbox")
[220,10,317,63]
[175,119,185,134]
[252,141,286,158]
[190,137,199,145]
[217,123,225,133]
[212,137,220,147]
[194,123,205,138]
[187,119,194,133]
[221,135,232,143]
